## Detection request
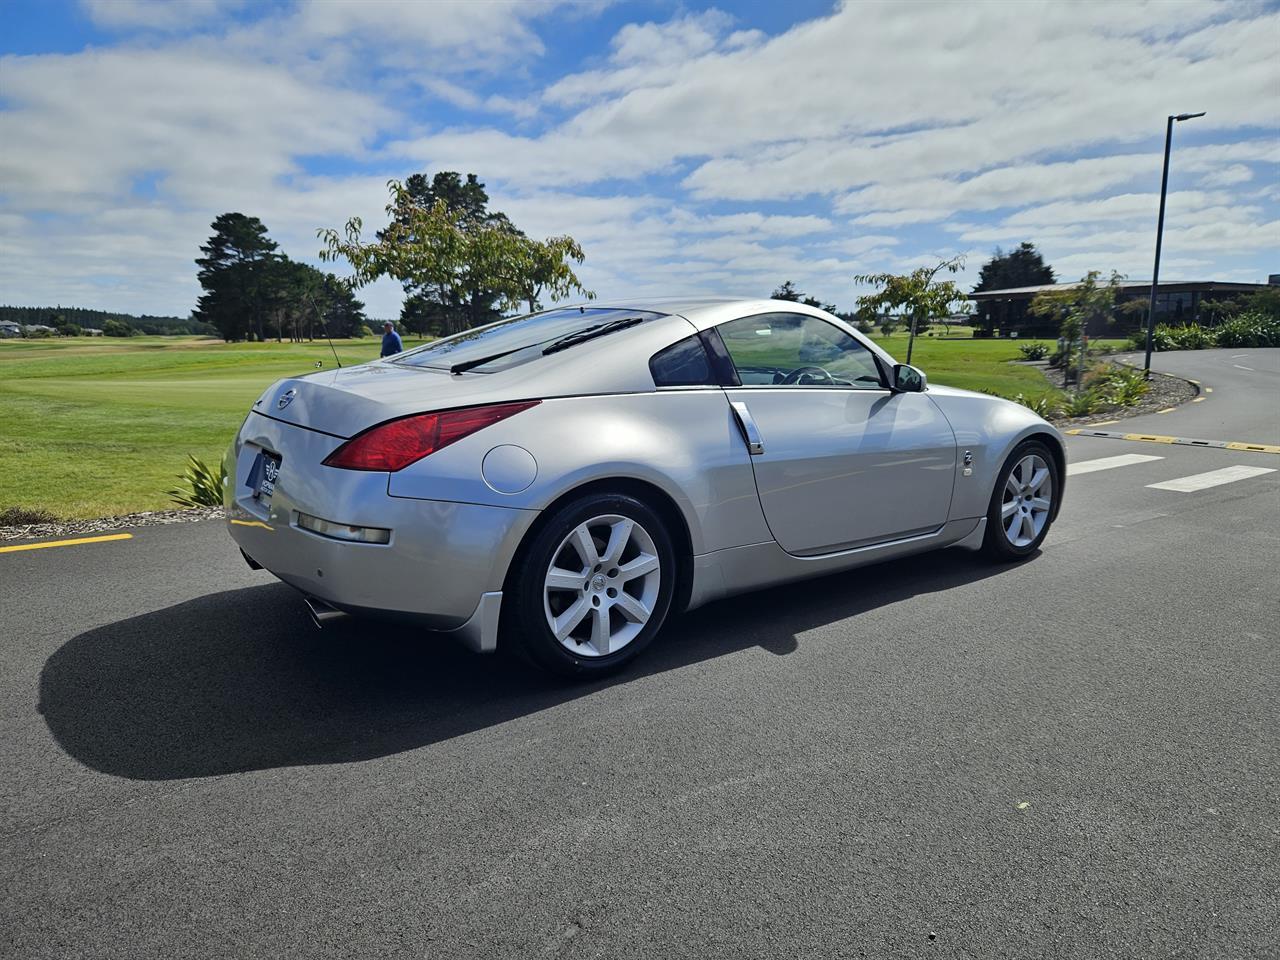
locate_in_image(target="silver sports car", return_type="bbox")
[225,298,1065,675]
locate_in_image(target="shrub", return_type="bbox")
[1062,389,1104,417]
[1215,311,1280,348]
[1082,360,1116,389]
[1102,366,1149,407]
[1133,323,1218,351]
[1174,323,1215,350]
[1011,392,1061,418]
[0,506,59,526]
[1080,362,1149,408]
[168,455,227,508]
[1017,342,1049,361]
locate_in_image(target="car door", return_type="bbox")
[715,312,957,556]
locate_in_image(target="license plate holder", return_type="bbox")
[247,450,283,504]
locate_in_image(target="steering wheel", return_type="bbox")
[781,365,835,385]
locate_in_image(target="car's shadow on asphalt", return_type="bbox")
[39,546,1014,780]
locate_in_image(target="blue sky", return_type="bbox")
[2,0,1277,319]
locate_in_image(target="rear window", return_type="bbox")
[393,307,665,373]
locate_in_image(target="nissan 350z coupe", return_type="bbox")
[226,298,1065,676]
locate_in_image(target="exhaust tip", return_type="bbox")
[302,596,349,629]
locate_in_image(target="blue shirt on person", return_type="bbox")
[380,328,404,357]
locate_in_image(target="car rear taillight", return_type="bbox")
[322,400,540,472]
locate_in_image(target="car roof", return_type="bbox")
[576,296,841,331]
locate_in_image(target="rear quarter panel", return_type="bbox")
[387,389,772,555]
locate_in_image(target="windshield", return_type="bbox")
[393,307,666,373]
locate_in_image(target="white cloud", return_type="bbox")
[1199,163,1254,187]
[81,0,240,31]
[0,48,390,210]
[4,0,1279,317]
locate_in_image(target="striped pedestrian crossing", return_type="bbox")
[1067,453,1277,494]
[1066,454,1163,476]
[1147,465,1276,493]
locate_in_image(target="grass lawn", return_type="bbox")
[0,336,428,519]
[868,331,1110,398]
[1,331,1125,519]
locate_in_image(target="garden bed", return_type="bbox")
[1029,360,1197,426]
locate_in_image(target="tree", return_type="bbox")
[854,255,969,364]
[258,258,369,342]
[101,318,134,337]
[771,280,802,301]
[801,294,838,312]
[1203,285,1280,325]
[376,171,525,333]
[1030,270,1123,341]
[1030,271,1124,386]
[502,235,589,314]
[770,280,837,313]
[319,179,593,335]
[320,275,368,338]
[193,213,280,341]
[971,242,1055,336]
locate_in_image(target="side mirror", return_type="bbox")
[892,363,927,393]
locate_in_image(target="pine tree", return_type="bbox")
[194,213,280,341]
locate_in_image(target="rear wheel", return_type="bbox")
[982,440,1059,561]
[508,493,676,677]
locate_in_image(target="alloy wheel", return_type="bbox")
[542,514,662,657]
[1001,453,1053,547]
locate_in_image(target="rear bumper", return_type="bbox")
[225,412,537,639]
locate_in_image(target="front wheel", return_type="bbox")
[982,440,1059,561]
[507,493,676,677]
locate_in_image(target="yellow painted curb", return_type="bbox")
[0,533,134,554]
[1065,429,1280,455]
[1226,442,1280,454]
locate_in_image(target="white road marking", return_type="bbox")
[1233,364,1255,371]
[1067,454,1164,476]
[1147,465,1276,493]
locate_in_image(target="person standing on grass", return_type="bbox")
[380,320,403,358]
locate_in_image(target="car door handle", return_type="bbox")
[729,401,765,455]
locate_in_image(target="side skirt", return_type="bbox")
[686,516,983,611]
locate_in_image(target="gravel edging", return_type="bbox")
[1033,362,1199,428]
[0,506,225,543]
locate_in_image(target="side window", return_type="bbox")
[715,313,885,388]
[649,334,715,387]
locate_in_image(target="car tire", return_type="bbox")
[506,492,677,677]
[982,439,1059,562]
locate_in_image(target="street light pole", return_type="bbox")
[1143,111,1205,378]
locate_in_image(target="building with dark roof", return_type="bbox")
[968,278,1274,337]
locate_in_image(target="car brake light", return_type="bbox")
[322,400,540,472]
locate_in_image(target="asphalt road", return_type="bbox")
[1111,347,1280,443]
[2,350,1277,960]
